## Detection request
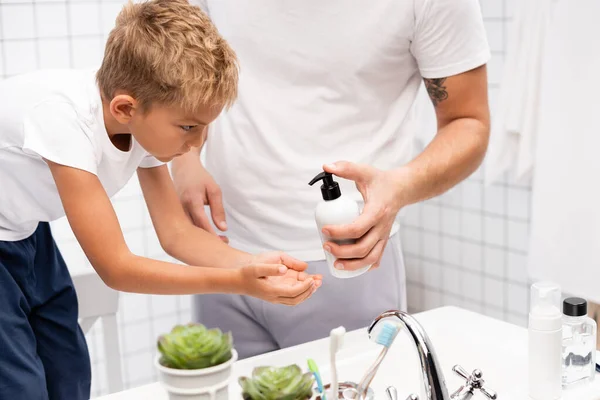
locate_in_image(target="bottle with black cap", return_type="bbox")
[562,297,597,388]
[308,171,371,278]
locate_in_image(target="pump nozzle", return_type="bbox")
[309,171,341,201]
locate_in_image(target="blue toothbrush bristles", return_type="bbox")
[374,321,400,348]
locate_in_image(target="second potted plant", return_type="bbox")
[155,323,238,399]
[238,364,315,400]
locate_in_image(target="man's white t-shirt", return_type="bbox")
[0,69,163,241]
[196,0,490,261]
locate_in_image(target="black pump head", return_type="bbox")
[309,171,341,201]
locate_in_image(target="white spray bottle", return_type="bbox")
[309,171,371,278]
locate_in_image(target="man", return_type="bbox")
[173,0,491,359]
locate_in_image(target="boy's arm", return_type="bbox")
[47,161,315,303]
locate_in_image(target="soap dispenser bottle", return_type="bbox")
[561,297,597,388]
[528,281,563,400]
[309,171,371,278]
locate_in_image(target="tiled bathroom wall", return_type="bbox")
[402,0,533,328]
[0,0,528,397]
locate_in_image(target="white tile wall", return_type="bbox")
[2,4,35,39]
[0,0,535,397]
[36,3,69,38]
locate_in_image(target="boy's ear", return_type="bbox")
[109,94,139,124]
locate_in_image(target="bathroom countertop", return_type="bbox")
[97,306,600,399]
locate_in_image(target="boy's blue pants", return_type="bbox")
[0,222,91,400]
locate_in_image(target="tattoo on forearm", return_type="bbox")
[424,78,449,106]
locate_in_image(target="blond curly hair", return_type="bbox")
[97,0,238,112]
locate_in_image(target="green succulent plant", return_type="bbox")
[157,323,233,369]
[239,364,315,400]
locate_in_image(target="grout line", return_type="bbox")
[480,167,486,306]
[501,0,510,322]
[31,0,40,69]
[406,280,528,321]
[65,0,74,68]
[0,4,5,78]
[457,185,465,305]
[401,223,529,255]
[418,203,425,309]
[0,0,124,4]
[438,198,444,306]
[404,251,530,287]
[0,33,102,42]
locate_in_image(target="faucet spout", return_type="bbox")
[367,310,450,400]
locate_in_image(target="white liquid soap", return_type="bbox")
[309,171,371,278]
[528,281,563,400]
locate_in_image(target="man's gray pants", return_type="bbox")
[192,233,407,359]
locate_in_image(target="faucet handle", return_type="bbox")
[451,365,497,400]
[386,386,398,400]
[385,385,418,400]
[452,365,471,381]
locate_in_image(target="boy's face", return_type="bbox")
[129,103,222,162]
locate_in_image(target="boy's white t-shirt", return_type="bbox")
[0,69,163,241]
[195,0,491,261]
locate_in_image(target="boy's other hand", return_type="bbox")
[237,263,321,306]
[238,251,322,305]
[172,154,228,243]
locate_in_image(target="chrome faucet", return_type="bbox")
[367,310,497,400]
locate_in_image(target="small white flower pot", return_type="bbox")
[155,349,238,400]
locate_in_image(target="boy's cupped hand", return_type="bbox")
[238,251,323,306]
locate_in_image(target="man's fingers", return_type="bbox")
[334,239,386,271]
[325,228,379,259]
[189,204,219,235]
[322,204,381,239]
[206,184,227,231]
[323,161,373,183]
[218,235,229,244]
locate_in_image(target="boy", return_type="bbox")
[0,1,322,399]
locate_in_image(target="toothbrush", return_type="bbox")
[329,326,346,398]
[307,358,326,400]
[357,321,401,399]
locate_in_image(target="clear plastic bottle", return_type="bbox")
[562,297,597,388]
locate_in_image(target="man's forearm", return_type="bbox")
[391,116,489,207]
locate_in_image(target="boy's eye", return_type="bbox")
[180,125,197,132]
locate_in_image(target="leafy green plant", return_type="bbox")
[239,364,315,400]
[157,323,233,369]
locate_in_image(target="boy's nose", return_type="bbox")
[190,132,206,148]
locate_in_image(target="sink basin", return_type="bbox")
[228,307,529,399]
